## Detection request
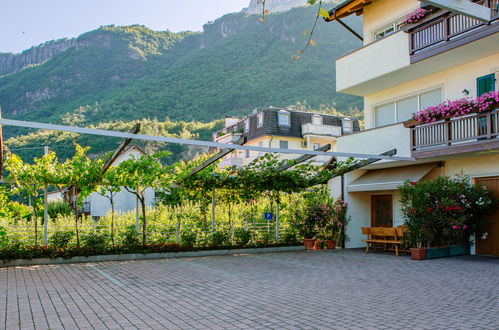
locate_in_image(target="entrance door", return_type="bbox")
[371,195,393,227]
[476,177,499,256]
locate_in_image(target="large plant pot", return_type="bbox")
[410,248,427,260]
[326,240,336,249]
[426,246,450,259]
[449,245,469,256]
[315,240,323,250]
[303,239,316,250]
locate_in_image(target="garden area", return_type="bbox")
[0,145,353,261]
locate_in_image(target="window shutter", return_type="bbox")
[477,74,495,96]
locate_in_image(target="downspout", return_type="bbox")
[332,9,364,41]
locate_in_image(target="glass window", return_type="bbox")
[477,74,496,96]
[375,103,395,127]
[278,111,290,127]
[257,112,264,128]
[313,143,320,150]
[420,89,442,110]
[279,141,289,149]
[396,96,418,122]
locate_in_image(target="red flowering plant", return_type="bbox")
[400,175,495,248]
[412,91,499,124]
[403,7,436,25]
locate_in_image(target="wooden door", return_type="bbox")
[371,195,393,227]
[476,177,499,256]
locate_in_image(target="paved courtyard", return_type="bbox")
[0,249,498,330]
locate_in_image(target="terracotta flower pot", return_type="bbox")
[303,238,316,250]
[326,240,336,249]
[315,240,323,250]
[410,247,427,260]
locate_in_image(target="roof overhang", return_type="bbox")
[326,0,374,21]
[347,163,437,192]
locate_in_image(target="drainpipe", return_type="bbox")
[332,9,364,41]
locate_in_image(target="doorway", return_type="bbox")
[371,195,393,227]
[476,177,499,256]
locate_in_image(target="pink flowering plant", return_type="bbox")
[403,8,436,25]
[400,175,495,247]
[412,91,499,124]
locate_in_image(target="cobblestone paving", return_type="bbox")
[0,249,498,329]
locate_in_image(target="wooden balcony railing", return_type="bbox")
[409,0,499,55]
[410,109,499,155]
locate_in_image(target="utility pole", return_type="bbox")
[43,146,49,245]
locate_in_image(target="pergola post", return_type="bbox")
[43,146,49,245]
[211,188,216,234]
[275,202,280,242]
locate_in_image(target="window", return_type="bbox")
[342,118,353,134]
[375,103,396,127]
[279,140,289,149]
[313,143,320,150]
[258,141,264,155]
[373,21,403,41]
[245,150,250,158]
[257,112,264,128]
[374,88,442,127]
[477,74,496,96]
[244,118,250,132]
[278,110,291,127]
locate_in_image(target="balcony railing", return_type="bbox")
[409,0,499,55]
[410,109,499,156]
[302,123,342,137]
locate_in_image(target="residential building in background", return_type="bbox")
[212,107,360,168]
[327,0,499,256]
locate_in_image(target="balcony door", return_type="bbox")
[371,195,393,227]
[476,177,499,256]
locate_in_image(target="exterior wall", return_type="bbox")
[89,188,155,218]
[363,0,419,44]
[343,154,499,249]
[364,51,499,129]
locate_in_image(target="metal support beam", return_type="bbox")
[332,10,364,41]
[0,118,415,161]
[419,0,491,22]
[277,144,331,172]
[187,138,245,177]
[101,123,141,174]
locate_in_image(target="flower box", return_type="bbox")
[449,245,469,256]
[426,246,450,259]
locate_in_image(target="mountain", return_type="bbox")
[242,0,339,14]
[0,6,361,129]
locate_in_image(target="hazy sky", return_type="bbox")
[0,0,251,53]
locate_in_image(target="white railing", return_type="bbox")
[215,132,243,144]
[301,123,342,137]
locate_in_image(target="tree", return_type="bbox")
[114,152,173,245]
[97,166,122,247]
[5,151,60,245]
[54,145,102,247]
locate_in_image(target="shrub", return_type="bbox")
[234,228,252,246]
[49,231,75,248]
[47,201,73,219]
[81,233,109,250]
[280,231,299,245]
[180,231,197,247]
[0,226,8,248]
[211,230,230,246]
[119,225,140,247]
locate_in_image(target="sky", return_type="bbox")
[0,0,251,53]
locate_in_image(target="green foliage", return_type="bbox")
[399,175,496,247]
[47,201,73,219]
[49,231,74,248]
[0,8,362,137]
[234,228,252,246]
[0,226,8,248]
[211,230,230,246]
[180,230,198,247]
[81,232,110,250]
[119,225,140,247]
[280,231,299,245]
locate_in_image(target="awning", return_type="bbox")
[348,163,437,192]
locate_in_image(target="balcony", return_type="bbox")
[409,109,499,158]
[301,123,342,137]
[214,132,243,144]
[408,0,499,63]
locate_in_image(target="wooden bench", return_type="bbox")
[361,227,406,256]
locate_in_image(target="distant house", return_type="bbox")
[212,107,360,167]
[47,145,155,220]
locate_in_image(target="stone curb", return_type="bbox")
[1,245,305,267]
